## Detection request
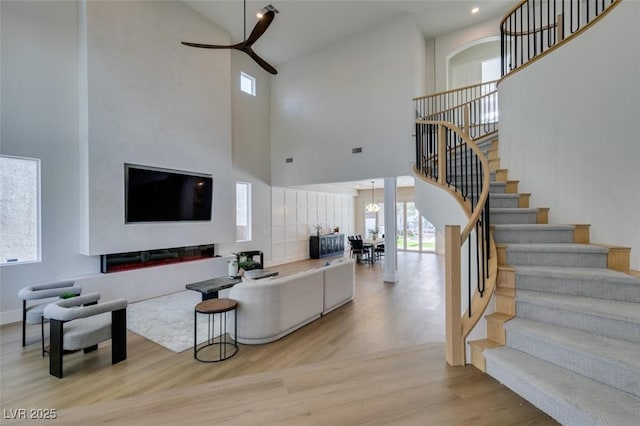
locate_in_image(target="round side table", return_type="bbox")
[194,298,238,362]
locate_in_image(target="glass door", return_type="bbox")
[396,202,405,250]
[396,201,435,253]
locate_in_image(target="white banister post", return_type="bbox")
[383,177,398,283]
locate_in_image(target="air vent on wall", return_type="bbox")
[352,147,363,154]
[285,157,293,163]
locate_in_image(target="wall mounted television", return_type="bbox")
[125,164,213,223]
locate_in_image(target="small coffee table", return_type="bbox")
[186,276,241,301]
[185,270,279,301]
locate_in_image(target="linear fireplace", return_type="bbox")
[100,244,217,273]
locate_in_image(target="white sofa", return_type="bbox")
[228,258,355,344]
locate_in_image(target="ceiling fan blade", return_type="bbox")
[245,47,278,75]
[181,41,243,50]
[244,10,275,47]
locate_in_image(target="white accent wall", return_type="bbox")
[499,1,640,269]
[81,1,234,255]
[271,188,354,265]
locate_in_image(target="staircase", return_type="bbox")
[467,137,640,425]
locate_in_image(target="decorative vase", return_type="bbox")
[228,260,239,277]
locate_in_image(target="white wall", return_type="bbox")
[0,0,238,324]
[217,51,274,261]
[1,0,99,323]
[82,1,234,255]
[270,16,420,187]
[434,16,501,92]
[412,24,429,100]
[499,1,640,269]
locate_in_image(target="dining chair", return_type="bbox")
[350,239,369,263]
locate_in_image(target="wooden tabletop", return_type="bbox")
[195,298,238,314]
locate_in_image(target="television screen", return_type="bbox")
[125,164,213,223]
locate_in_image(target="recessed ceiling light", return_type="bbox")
[471,7,480,14]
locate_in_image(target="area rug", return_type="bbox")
[127,291,227,353]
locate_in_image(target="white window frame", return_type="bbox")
[236,181,252,242]
[1,155,42,265]
[240,71,256,96]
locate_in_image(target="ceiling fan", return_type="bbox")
[182,2,279,75]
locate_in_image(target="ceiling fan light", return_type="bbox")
[256,12,264,18]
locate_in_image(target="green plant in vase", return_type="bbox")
[59,291,77,299]
[238,259,255,274]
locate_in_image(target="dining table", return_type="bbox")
[362,238,384,263]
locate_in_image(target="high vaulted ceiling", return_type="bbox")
[184,1,513,67]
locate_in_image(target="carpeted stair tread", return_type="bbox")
[490,193,519,199]
[484,347,640,426]
[516,290,640,324]
[514,265,640,282]
[503,243,609,268]
[489,182,507,193]
[504,243,608,254]
[494,224,575,231]
[491,208,538,224]
[489,193,520,208]
[513,265,640,302]
[493,224,575,243]
[491,208,539,214]
[504,318,640,397]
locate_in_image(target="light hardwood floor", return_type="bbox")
[0,252,556,425]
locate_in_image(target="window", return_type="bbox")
[236,182,251,241]
[1,155,41,265]
[240,72,256,96]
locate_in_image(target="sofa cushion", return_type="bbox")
[323,259,355,314]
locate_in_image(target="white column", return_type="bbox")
[383,176,398,283]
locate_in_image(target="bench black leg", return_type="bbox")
[49,319,64,378]
[111,309,127,364]
[22,301,27,347]
[84,344,98,354]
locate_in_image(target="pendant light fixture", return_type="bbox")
[365,181,380,213]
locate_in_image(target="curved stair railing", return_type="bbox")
[501,0,620,76]
[413,84,499,366]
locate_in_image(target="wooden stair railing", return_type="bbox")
[413,95,498,366]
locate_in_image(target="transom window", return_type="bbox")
[240,72,256,96]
